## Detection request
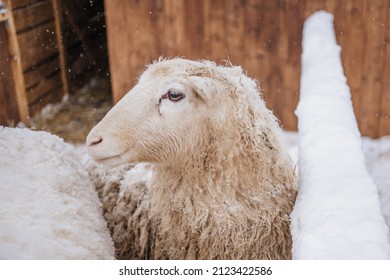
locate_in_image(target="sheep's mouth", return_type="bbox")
[93,156,120,165]
[93,154,123,166]
[90,149,137,167]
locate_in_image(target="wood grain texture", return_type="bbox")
[359,0,388,137]
[4,0,30,125]
[13,0,53,32]
[378,1,390,136]
[105,0,390,137]
[0,24,20,125]
[17,20,58,71]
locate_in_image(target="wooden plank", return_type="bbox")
[26,70,62,104]
[51,0,68,96]
[102,0,389,136]
[378,1,390,136]
[149,0,164,57]
[104,0,134,102]
[29,85,63,115]
[326,0,346,39]
[184,0,206,59]
[162,0,185,58]
[13,0,53,32]
[243,0,263,79]
[206,0,226,62]
[18,20,58,71]
[0,23,20,125]
[114,0,157,98]
[23,55,60,88]
[279,0,303,131]
[359,0,388,137]
[302,0,326,19]
[12,0,42,10]
[225,0,245,65]
[4,0,30,125]
[341,0,366,130]
[261,0,282,117]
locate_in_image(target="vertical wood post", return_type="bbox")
[3,0,30,125]
[51,0,69,97]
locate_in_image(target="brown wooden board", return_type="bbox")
[13,0,54,32]
[378,1,390,136]
[225,0,245,66]
[261,0,282,116]
[206,0,226,62]
[23,55,60,88]
[12,0,46,10]
[243,0,263,80]
[184,0,206,60]
[28,85,63,114]
[52,0,68,96]
[26,70,62,104]
[341,0,366,130]
[162,0,185,58]
[5,0,30,125]
[279,0,302,131]
[104,0,135,100]
[0,24,20,125]
[359,0,388,137]
[105,0,390,137]
[18,20,58,71]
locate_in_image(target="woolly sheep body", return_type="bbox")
[0,127,115,259]
[87,58,297,259]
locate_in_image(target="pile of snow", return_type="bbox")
[362,136,390,228]
[0,127,115,259]
[291,11,390,259]
[282,132,390,233]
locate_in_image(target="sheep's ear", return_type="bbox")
[187,75,213,102]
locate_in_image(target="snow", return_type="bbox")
[290,11,390,259]
[0,127,115,259]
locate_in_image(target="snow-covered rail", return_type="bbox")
[291,11,390,259]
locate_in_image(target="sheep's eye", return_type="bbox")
[167,90,185,102]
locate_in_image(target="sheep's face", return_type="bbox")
[86,59,226,167]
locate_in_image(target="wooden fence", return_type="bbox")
[105,0,390,138]
[0,0,68,125]
[0,0,107,126]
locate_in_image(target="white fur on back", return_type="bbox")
[0,127,115,259]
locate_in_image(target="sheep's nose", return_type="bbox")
[87,136,103,147]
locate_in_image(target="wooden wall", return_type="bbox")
[105,0,390,138]
[11,0,67,114]
[1,0,107,126]
[0,24,20,125]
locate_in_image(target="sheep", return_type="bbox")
[0,127,115,259]
[86,58,297,259]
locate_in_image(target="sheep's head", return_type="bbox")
[87,58,243,167]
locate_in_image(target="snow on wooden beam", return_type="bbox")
[291,11,390,259]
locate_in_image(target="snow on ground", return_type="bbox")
[289,11,390,259]
[281,132,390,237]
[362,136,390,231]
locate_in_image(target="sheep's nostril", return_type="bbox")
[88,136,103,147]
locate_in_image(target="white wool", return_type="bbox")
[0,127,115,259]
[120,163,153,196]
[291,11,390,259]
